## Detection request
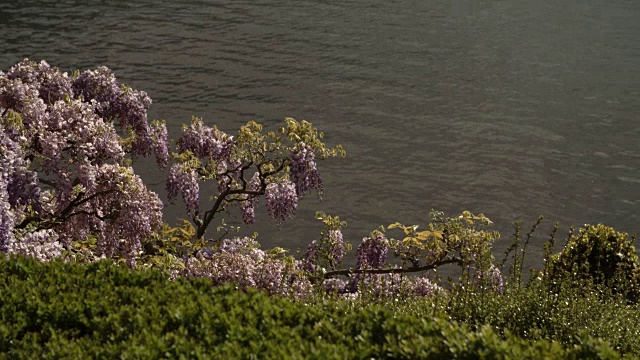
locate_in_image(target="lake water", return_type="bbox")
[1,0,639,264]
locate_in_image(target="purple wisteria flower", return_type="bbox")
[0,125,39,252]
[474,264,504,294]
[0,76,46,125]
[9,229,63,262]
[167,164,200,217]
[241,172,261,224]
[304,229,347,272]
[53,164,163,259]
[175,118,241,194]
[6,59,74,103]
[177,118,235,161]
[0,183,14,253]
[0,127,40,210]
[355,233,389,270]
[150,120,169,168]
[217,236,260,254]
[339,272,444,299]
[323,278,348,294]
[72,65,167,162]
[302,240,319,273]
[289,142,323,196]
[328,229,346,267]
[265,179,298,225]
[72,66,121,122]
[347,233,390,292]
[181,236,312,298]
[409,276,443,297]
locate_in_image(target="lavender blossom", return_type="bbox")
[474,264,504,294]
[177,118,235,161]
[150,120,169,168]
[9,229,63,262]
[181,236,312,298]
[289,142,323,196]
[167,164,200,217]
[240,172,261,224]
[265,179,298,225]
[355,233,389,270]
[0,184,14,253]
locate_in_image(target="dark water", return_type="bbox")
[1,0,639,263]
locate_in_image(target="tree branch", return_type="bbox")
[196,158,287,239]
[323,257,463,279]
[15,189,115,230]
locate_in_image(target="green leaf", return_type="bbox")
[387,222,404,230]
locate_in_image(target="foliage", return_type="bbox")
[0,255,625,359]
[439,273,640,356]
[318,210,503,297]
[432,219,640,356]
[387,210,499,271]
[547,224,640,302]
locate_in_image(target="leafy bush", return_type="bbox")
[437,274,640,356]
[0,255,624,359]
[547,224,640,302]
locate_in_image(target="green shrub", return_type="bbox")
[0,255,625,359]
[547,224,640,301]
[440,275,640,356]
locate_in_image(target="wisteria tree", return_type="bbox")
[166,116,345,241]
[0,59,167,262]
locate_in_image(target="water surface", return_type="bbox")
[1,0,638,263]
